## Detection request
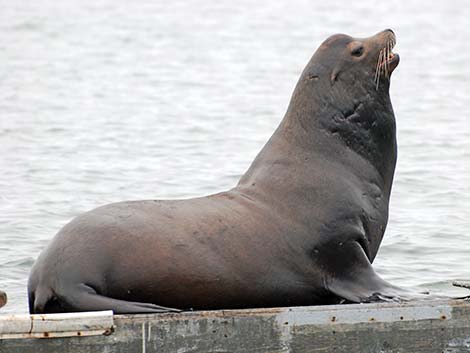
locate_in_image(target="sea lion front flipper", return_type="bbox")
[325,241,407,303]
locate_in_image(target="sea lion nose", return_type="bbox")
[384,28,395,35]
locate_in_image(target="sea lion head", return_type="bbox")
[303,29,399,95]
[287,29,399,185]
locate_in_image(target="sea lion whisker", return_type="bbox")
[380,49,385,77]
[374,56,378,83]
[374,51,382,90]
[374,50,380,88]
[380,52,385,87]
[376,49,384,89]
[386,45,390,76]
[375,49,383,90]
[388,43,391,77]
[384,46,389,78]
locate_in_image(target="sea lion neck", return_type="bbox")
[237,78,397,197]
[295,79,397,185]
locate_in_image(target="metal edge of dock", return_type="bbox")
[1,299,470,352]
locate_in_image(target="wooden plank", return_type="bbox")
[0,311,114,339]
[1,300,470,352]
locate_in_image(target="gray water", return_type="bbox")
[1,0,469,313]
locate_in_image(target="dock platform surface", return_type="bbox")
[1,299,470,352]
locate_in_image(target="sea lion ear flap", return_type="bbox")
[330,67,340,83]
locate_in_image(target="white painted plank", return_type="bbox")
[275,300,452,326]
[0,310,114,339]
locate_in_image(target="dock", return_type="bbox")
[1,299,470,352]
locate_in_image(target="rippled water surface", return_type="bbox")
[1,1,469,313]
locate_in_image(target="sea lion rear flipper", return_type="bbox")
[32,283,181,314]
[325,241,407,303]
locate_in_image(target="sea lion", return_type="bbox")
[28,29,402,314]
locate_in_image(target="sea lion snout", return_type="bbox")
[375,29,399,73]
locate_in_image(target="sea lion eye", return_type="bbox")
[351,46,364,57]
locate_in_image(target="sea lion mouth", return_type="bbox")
[374,34,399,90]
